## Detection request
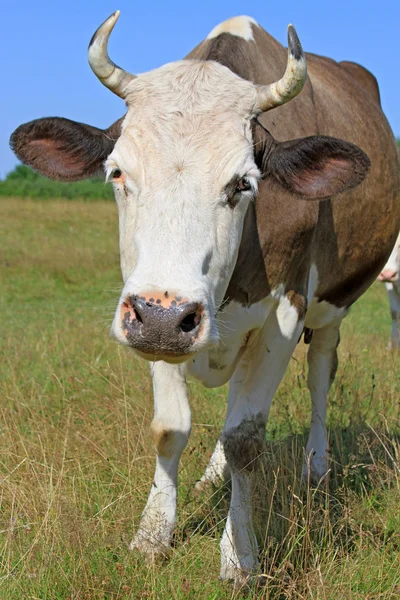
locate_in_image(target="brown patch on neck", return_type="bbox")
[224,177,317,308]
[224,202,270,306]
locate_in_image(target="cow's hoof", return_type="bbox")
[129,530,171,564]
[302,448,331,486]
[193,476,223,496]
[220,545,259,589]
[193,479,212,496]
[194,465,230,495]
[219,567,265,593]
[301,460,330,486]
[387,342,400,351]
[219,568,249,589]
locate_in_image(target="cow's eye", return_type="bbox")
[235,177,252,193]
[225,175,255,208]
[106,166,123,182]
[112,169,122,180]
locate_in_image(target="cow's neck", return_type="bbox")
[185,23,287,86]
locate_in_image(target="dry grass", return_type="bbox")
[0,198,399,599]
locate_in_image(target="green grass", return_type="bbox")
[0,165,113,200]
[0,198,399,599]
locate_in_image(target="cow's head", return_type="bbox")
[11,12,370,363]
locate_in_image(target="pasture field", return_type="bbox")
[0,197,399,600]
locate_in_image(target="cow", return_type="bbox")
[10,11,400,586]
[378,232,400,348]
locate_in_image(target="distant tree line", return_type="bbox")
[1,140,400,200]
[0,165,113,200]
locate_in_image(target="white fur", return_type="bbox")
[188,298,272,387]
[305,298,348,329]
[195,438,229,489]
[383,232,400,274]
[219,300,304,581]
[193,292,298,492]
[109,60,260,356]
[276,292,302,339]
[130,361,190,558]
[207,16,259,42]
[303,321,341,481]
[192,299,273,488]
[220,473,258,581]
[304,263,349,329]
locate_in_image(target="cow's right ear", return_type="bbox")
[10,117,122,181]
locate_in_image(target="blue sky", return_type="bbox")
[1,0,399,179]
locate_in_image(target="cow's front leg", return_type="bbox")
[195,438,230,492]
[195,391,235,491]
[219,299,304,586]
[130,361,191,561]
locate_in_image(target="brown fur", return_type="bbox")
[222,414,266,472]
[286,290,308,320]
[339,61,381,105]
[189,25,400,309]
[150,422,176,458]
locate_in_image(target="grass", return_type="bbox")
[0,197,399,599]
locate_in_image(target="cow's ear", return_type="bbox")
[10,117,122,181]
[265,135,370,199]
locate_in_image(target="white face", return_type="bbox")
[108,60,260,361]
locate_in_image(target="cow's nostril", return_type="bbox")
[134,308,143,323]
[179,312,199,333]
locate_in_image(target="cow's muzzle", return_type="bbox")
[120,294,204,360]
[378,269,398,283]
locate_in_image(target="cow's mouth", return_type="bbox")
[130,347,195,364]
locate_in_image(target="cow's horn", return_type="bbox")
[88,10,135,99]
[256,25,307,112]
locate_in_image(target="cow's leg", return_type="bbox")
[130,361,191,561]
[195,390,235,490]
[195,438,230,490]
[302,320,341,482]
[219,300,304,584]
[386,283,400,349]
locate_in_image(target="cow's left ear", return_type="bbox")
[262,135,370,199]
[10,116,123,181]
